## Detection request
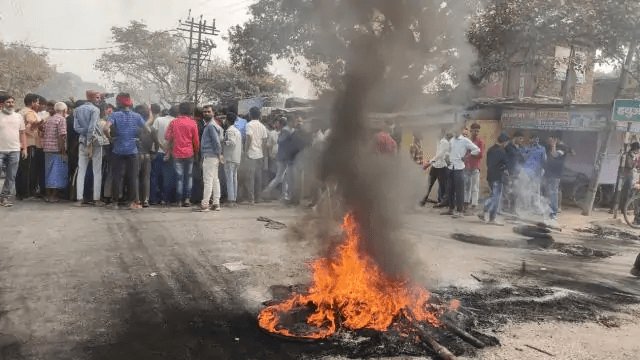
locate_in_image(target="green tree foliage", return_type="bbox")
[200,58,288,104]
[97,21,288,105]
[228,0,481,105]
[0,42,54,102]
[95,21,186,103]
[467,0,640,84]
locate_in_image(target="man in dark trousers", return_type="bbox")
[619,142,640,212]
[504,130,525,213]
[441,126,480,218]
[544,132,570,221]
[107,94,147,210]
[479,133,509,225]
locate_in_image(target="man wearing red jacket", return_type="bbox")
[464,123,485,213]
[165,102,200,207]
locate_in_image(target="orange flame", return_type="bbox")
[258,213,450,339]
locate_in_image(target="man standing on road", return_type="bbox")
[619,142,640,213]
[0,95,27,207]
[373,124,398,155]
[16,93,44,199]
[73,90,104,206]
[165,102,199,207]
[235,113,248,141]
[504,130,525,213]
[518,134,547,214]
[244,107,268,204]
[544,133,569,221]
[288,116,312,205]
[42,102,68,203]
[442,126,480,218]
[107,94,147,210]
[133,105,157,208]
[479,133,509,225]
[409,132,424,166]
[198,107,224,212]
[464,123,485,213]
[151,105,177,206]
[223,113,242,206]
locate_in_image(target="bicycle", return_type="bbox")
[623,188,640,228]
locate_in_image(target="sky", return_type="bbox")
[0,0,314,97]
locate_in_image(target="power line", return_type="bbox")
[18,44,119,51]
[13,30,179,52]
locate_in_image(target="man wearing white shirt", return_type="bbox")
[442,127,480,218]
[0,95,27,207]
[151,105,177,205]
[421,130,453,207]
[244,107,268,204]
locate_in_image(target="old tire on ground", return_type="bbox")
[513,225,553,240]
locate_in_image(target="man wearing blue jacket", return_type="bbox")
[199,106,224,212]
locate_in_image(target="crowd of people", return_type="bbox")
[0,89,572,219]
[414,123,570,224]
[0,91,320,211]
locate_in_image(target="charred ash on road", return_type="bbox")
[70,261,639,360]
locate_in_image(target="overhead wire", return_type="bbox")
[18,44,119,51]
[12,29,179,52]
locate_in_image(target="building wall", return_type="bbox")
[534,45,595,103]
[480,44,596,103]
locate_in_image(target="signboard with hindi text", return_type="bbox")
[613,99,640,122]
[612,99,640,132]
[501,108,608,131]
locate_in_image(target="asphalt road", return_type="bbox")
[0,201,639,359]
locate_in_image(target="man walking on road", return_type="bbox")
[442,126,480,218]
[421,130,452,207]
[262,116,293,201]
[73,90,104,206]
[479,133,509,225]
[0,95,27,207]
[165,102,199,207]
[244,107,268,204]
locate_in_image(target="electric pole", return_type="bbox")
[177,10,219,105]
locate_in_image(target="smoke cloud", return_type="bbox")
[284,1,484,282]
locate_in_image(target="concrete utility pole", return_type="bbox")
[609,38,639,218]
[177,10,219,105]
[583,38,638,216]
